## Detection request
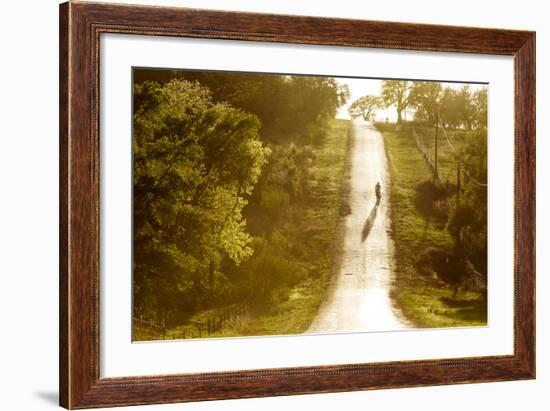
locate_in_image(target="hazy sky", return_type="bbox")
[335,78,487,121]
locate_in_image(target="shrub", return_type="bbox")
[414,180,450,221]
[260,186,291,222]
[416,247,468,292]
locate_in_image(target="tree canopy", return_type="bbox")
[133,79,270,322]
[348,95,381,121]
[381,80,412,123]
[132,70,348,326]
[409,81,443,124]
[134,70,349,145]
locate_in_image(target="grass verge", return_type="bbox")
[378,122,487,328]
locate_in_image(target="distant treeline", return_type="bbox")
[133,69,348,327]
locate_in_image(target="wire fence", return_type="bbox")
[412,127,443,184]
[466,259,488,290]
[133,298,250,341]
[436,116,488,188]
[411,124,487,291]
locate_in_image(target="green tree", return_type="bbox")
[134,69,349,146]
[277,76,349,145]
[472,88,488,130]
[409,81,443,124]
[428,85,482,130]
[455,85,475,130]
[381,80,412,123]
[348,95,381,121]
[444,140,487,285]
[133,79,270,324]
[131,70,350,325]
[439,87,460,129]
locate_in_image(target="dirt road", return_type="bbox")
[307,120,412,334]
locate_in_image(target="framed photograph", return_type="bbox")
[59,1,535,408]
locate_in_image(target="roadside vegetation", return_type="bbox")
[132,69,350,340]
[370,80,488,328]
[380,123,487,327]
[169,119,351,338]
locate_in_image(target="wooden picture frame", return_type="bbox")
[59,1,535,408]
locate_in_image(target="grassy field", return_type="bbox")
[378,122,487,328]
[163,119,352,339]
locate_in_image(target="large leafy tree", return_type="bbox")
[439,87,461,128]
[381,80,412,123]
[409,81,443,124]
[455,85,475,130]
[472,88,488,130]
[348,95,381,121]
[133,80,270,323]
[433,85,485,130]
[132,70,349,322]
[135,69,349,145]
[282,76,349,144]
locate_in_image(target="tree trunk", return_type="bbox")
[397,109,403,124]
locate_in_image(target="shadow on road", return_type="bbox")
[361,202,379,242]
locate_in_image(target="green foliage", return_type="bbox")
[132,70,349,336]
[134,69,349,146]
[414,180,451,222]
[166,119,351,338]
[348,95,381,121]
[438,85,478,130]
[133,79,270,324]
[241,235,308,307]
[409,81,443,124]
[394,82,487,275]
[417,248,467,288]
[381,80,413,123]
[240,119,349,312]
[448,205,476,237]
[409,83,486,131]
[259,186,291,223]
[380,123,487,327]
[472,88,488,129]
[451,128,487,270]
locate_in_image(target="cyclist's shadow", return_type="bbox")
[361,200,380,242]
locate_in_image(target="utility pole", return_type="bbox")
[434,118,439,182]
[456,162,462,248]
[456,162,461,209]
